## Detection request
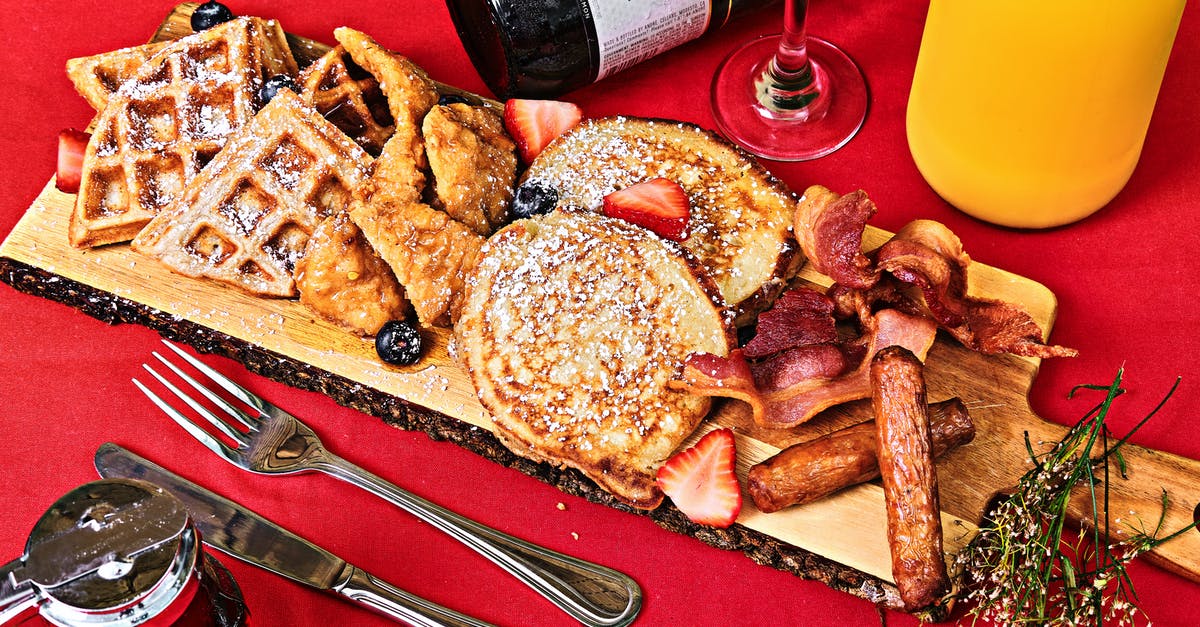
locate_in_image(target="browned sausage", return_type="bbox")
[872,345,949,611]
[747,398,973,513]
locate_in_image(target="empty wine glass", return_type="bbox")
[711,0,868,161]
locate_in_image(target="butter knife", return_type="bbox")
[94,443,492,627]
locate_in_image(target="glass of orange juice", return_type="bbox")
[906,1,1185,229]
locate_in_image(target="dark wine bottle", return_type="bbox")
[445,0,778,99]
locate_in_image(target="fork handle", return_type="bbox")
[314,456,642,627]
[333,564,493,627]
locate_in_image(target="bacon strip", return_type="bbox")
[742,287,838,359]
[757,309,938,428]
[747,398,974,513]
[794,185,879,289]
[669,349,766,421]
[673,308,938,429]
[796,188,1076,359]
[877,220,1077,358]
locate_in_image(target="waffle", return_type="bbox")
[298,45,395,156]
[455,208,736,508]
[66,42,167,111]
[131,90,371,297]
[522,116,803,326]
[68,16,298,248]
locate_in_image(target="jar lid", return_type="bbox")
[22,478,191,611]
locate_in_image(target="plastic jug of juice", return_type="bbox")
[906,1,1185,228]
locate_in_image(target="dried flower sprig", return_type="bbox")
[953,369,1196,625]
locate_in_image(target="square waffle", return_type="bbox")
[66,42,168,111]
[299,45,395,156]
[69,16,298,248]
[131,90,371,297]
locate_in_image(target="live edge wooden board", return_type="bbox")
[3,3,1199,615]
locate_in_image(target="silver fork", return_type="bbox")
[134,340,642,627]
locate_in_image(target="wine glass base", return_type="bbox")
[711,34,869,162]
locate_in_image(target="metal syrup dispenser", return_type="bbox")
[0,479,243,626]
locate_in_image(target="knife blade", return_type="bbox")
[94,443,492,627]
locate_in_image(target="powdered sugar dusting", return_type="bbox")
[524,116,796,309]
[461,210,731,476]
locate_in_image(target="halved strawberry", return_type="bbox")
[656,427,742,528]
[503,98,583,164]
[601,177,691,241]
[56,128,90,194]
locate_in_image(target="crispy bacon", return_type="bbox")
[756,309,939,428]
[742,287,839,359]
[877,220,1078,359]
[671,349,766,421]
[673,309,938,429]
[794,185,879,289]
[796,187,1075,359]
[750,344,850,391]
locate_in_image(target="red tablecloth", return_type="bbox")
[2,1,1197,625]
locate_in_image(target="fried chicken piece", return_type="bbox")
[347,113,485,328]
[294,211,410,337]
[333,27,438,168]
[355,126,427,207]
[331,27,485,327]
[349,195,484,328]
[423,103,517,236]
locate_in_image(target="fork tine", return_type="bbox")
[133,377,243,464]
[144,355,254,439]
[160,341,271,417]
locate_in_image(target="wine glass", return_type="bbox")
[711,0,868,161]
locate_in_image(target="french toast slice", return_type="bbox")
[455,208,736,508]
[522,116,803,325]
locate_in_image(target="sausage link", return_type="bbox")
[747,398,972,513]
[872,345,949,611]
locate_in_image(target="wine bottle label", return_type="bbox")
[588,0,713,80]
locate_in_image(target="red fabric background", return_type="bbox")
[1,1,1197,625]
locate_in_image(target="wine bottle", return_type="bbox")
[445,0,777,99]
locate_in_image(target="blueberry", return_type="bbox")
[376,320,423,365]
[510,181,559,219]
[258,75,299,106]
[191,1,235,31]
[437,93,471,106]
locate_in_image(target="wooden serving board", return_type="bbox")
[4,3,1198,612]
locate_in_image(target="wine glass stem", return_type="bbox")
[757,0,824,115]
[775,0,811,77]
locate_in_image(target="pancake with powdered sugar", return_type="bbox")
[454,208,735,508]
[521,116,803,326]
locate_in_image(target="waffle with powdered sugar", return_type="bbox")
[69,16,298,248]
[131,90,370,297]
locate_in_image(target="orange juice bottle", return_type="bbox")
[906,1,1185,228]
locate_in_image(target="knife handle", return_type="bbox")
[333,564,493,627]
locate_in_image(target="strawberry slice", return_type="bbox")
[601,177,691,241]
[656,427,742,527]
[503,98,583,164]
[56,128,90,194]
